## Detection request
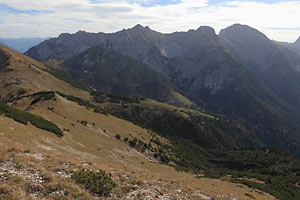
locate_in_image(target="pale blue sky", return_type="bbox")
[0,0,299,42]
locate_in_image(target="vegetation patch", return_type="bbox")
[56,91,107,115]
[203,151,300,200]
[245,193,255,199]
[115,134,121,140]
[80,120,87,126]
[71,169,116,197]
[4,91,55,104]
[30,91,55,105]
[91,91,145,104]
[0,49,11,72]
[0,103,63,137]
[0,186,12,200]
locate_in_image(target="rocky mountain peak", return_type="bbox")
[130,24,151,32]
[196,26,216,35]
[133,24,145,29]
[57,32,71,39]
[75,30,88,35]
[219,24,269,42]
[219,23,277,70]
[119,24,161,39]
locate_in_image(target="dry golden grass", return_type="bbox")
[0,44,89,100]
[0,96,276,200]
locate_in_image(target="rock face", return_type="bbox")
[62,45,177,102]
[26,32,106,60]
[219,24,278,72]
[220,24,300,107]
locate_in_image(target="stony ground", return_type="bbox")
[0,146,275,200]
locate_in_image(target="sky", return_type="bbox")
[0,0,300,42]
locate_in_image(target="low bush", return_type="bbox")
[0,103,63,137]
[80,120,87,126]
[30,91,55,105]
[71,169,116,197]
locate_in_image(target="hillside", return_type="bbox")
[0,101,276,200]
[0,45,89,100]
[1,44,286,199]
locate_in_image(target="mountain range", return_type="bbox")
[26,24,300,156]
[1,22,300,199]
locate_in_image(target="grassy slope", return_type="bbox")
[0,45,89,101]
[87,91,300,200]
[0,95,274,200]
[0,102,63,137]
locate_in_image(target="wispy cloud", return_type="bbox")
[0,4,54,15]
[0,0,299,42]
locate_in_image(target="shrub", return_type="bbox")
[71,169,116,197]
[160,153,170,163]
[30,91,55,105]
[80,120,88,126]
[245,193,255,199]
[129,140,136,147]
[0,103,63,137]
[115,134,121,140]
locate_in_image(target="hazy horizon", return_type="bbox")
[0,0,300,42]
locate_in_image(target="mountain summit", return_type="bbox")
[220,23,300,107]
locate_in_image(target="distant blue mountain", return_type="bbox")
[0,37,48,53]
